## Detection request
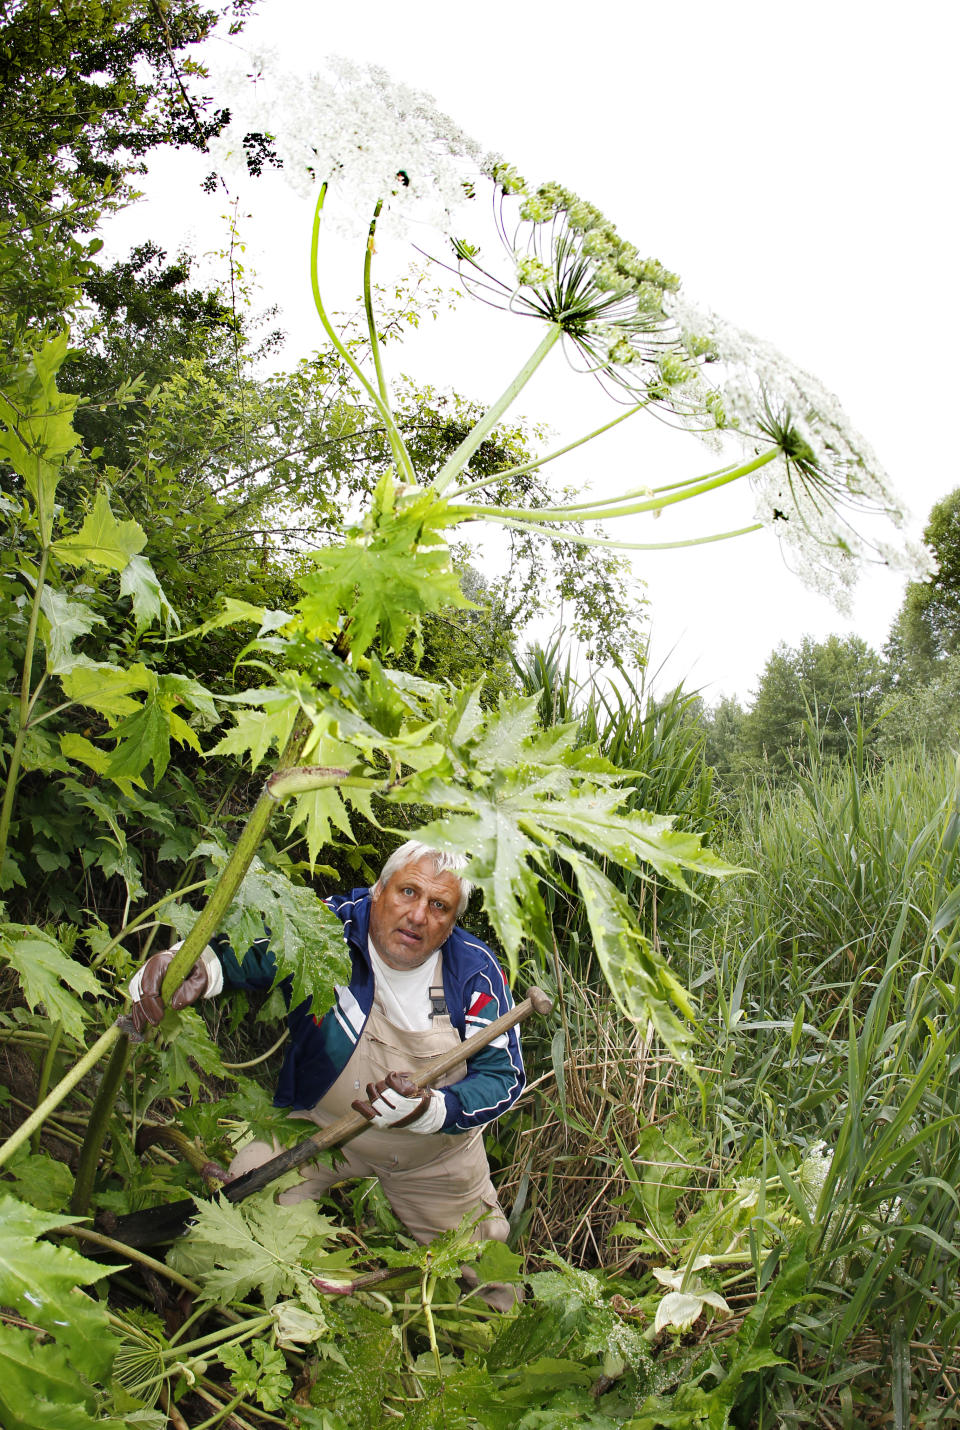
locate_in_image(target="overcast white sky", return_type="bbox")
[108,0,959,703]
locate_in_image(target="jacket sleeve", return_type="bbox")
[438,962,526,1134]
[211,933,277,991]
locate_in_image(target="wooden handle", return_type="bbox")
[102,985,554,1247]
[221,984,554,1201]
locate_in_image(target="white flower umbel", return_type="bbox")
[209,51,487,237]
[207,50,933,609]
[667,294,937,610]
[796,1138,834,1214]
[444,176,694,413]
[652,1255,731,1335]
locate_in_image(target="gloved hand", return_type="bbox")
[352,1071,447,1133]
[127,942,223,1034]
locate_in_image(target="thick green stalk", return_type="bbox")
[450,399,650,496]
[9,720,308,1181]
[69,1034,131,1215]
[476,515,764,552]
[363,201,415,484]
[0,1024,121,1168]
[191,1390,247,1430]
[431,325,563,496]
[161,1315,274,1363]
[451,447,778,524]
[31,1020,62,1153]
[159,715,309,1001]
[60,1223,204,1295]
[0,548,49,874]
[421,1268,442,1380]
[310,188,409,461]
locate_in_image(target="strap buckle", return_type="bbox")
[429,984,448,1019]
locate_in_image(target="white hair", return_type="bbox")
[374,840,474,916]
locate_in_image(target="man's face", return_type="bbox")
[369,856,461,970]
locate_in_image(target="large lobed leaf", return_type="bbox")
[0,334,81,542]
[297,478,469,658]
[166,1190,338,1310]
[0,1194,118,1391]
[194,841,350,1019]
[0,924,104,1040]
[51,489,146,572]
[384,692,740,1063]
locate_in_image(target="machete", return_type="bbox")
[104,985,553,1250]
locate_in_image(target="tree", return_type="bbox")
[887,486,960,682]
[700,693,749,786]
[0,0,254,337]
[877,648,960,758]
[742,635,884,774]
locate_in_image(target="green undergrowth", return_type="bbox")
[3,744,960,1426]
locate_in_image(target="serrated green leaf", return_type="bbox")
[60,662,154,718]
[59,733,111,775]
[167,1191,337,1308]
[534,796,738,892]
[286,785,354,870]
[0,1385,114,1430]
[38,587,105,674]
[0,925,103,1040]
[51,490,146,572]
[95,843,146,902]
[222,1081,305,1148]
[0,1193,115,1379]
[4,1153,74,1212]
[119,553,179,632]
[198,848,350,1019]
[414,796,545,964]
[209,691,301,770]
[474,1238,525,1284]
[193,596,295,638]
[469,693,542,770]
[297,486,469,657]
[0,334,81,542]
[219,1341,292,1411]
[300,538,465,657]
[0,1323,96,1412]
[150,1006,229,1103]
[156,672,219,727]
[561,849,697,1063]
[105,693,171,783]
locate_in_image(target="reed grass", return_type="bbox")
[504,646,960,1423]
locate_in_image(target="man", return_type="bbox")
[129,842,524,1276]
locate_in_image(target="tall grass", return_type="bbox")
[501,654,960,1424]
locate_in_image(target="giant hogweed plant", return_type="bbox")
[0,56,935,1427]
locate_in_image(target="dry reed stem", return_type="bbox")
[500,1001,715,1267]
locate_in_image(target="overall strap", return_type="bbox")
[428,950,447,1021]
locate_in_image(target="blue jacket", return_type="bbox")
[215,889,525,1134]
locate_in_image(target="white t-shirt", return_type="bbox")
[367,938,440,1031]
[366,938,449,1133]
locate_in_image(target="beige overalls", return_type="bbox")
[230,955,510,1247]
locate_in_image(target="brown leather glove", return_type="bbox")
[129,950,209,1034]
[352,1070,433,1128]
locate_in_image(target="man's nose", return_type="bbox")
[408,897,428,924]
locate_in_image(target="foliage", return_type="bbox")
[877,646,960,759]
[1,18,949,1429]
[0,1194,120,1428]
[0,0,253,338]
[740,634,884,774]
[887,484,960,681]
